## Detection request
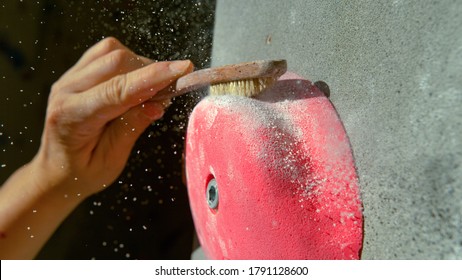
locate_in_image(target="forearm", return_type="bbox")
[0,39,192,259]
[0,156,84,259]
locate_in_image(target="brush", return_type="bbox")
[151,59,287,101]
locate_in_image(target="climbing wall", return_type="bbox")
[210,0,462,259]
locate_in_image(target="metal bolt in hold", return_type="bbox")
[206,178,218,209]
[314,80,330,98]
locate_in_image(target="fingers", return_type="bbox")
[59,48,153,92]
[67,37,126,74]
[76,60,193,127]
[58,37,153,92]
[94,100,165,167]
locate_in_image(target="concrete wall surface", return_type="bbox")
[211,0,462,259]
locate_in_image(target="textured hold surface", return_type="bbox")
[185,72,362,259]
[211,0,462,259]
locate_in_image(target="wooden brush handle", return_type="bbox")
[151,59,287,101]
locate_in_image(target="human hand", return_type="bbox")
[0,37,193,259]
[32,37,193,200]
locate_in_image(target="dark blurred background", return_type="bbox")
[0,0,216,259]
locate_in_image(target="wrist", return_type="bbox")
[0,155,84,259]
[27,152,87,207]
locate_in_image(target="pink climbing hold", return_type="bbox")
[185,72,363,259]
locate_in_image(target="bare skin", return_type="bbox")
[0,37,193,259]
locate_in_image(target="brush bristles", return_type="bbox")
[209,77,277,97]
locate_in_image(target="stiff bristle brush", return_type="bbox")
[151,59,287,100]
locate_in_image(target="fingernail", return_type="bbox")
[168,60,191,75]
[141,102,165,120]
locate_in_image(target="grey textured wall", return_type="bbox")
[211,0,462,259]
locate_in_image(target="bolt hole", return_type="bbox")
[206,178,218,210]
